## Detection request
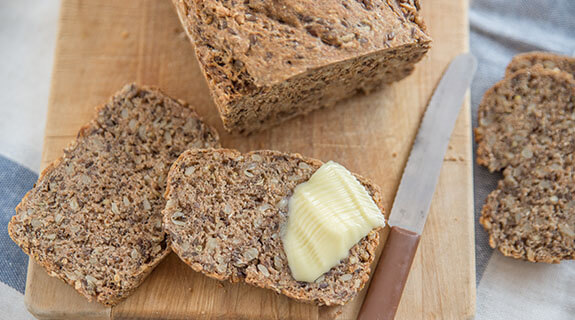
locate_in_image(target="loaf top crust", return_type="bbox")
[177,0,431,88]
[8,84,220,305]
[163,148,385,305]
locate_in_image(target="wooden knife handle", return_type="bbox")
[358,226,421,320]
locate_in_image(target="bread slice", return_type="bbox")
[172,0,431,134]
[475,67,575,263]
[8,84,220,305]
[163,149,385,305]
[475,66,575,172]
[506,51,575,78]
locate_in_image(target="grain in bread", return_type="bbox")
[163,149,385,305]
[172,0,431,134]
[8,84,220,305]
[475,67,575,263]
[506,51,575,78]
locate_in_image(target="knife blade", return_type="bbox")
[358,53,477,320]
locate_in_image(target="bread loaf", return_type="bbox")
[8,84,220,305]
[173,0,431,134]
[163,149,385,305]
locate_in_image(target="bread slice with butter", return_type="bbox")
[163,149,385,305]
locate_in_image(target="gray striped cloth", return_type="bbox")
[0,0,573,318]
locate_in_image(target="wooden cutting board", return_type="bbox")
[25,0,475,319]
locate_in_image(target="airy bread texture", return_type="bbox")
[476,66,575,263]
[163,149,385,305]
[8,84,220,305]
[173,0,431,134]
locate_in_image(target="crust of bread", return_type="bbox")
[505,51,575,78]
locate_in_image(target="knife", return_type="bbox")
[358,53,477,320]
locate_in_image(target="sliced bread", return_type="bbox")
[475,67,575,263]
[8,84,220,305]
[172,0,431,134]
[476,66,575,172]
[163,149,385,305]
[506,51,575,78]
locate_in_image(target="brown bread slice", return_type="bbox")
[172,0,431,134]
[506,51,575,78]
[481,158,575,263]
[475,67,575,263]
[163,149,385,305]
[8,84,220,305]
[475,67,575,172]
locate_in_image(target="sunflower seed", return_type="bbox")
[243,248,259,261]
[185,166,196,176]
[257,264,270,277]
[171,211,186,225]
[273,256,283,270]
[206,237,218,251]
[131,249,139,259]
[143,198,151,211]
[340,274,353,281]
[69,198,79,211]
[111,202,119,214]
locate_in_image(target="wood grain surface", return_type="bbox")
[25,0,475,319]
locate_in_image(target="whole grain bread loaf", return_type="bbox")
[475,67,575,263]
[8,84,220,305]
[163,149,385,305]
[173,0,431,134]
[506,51,575,78]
